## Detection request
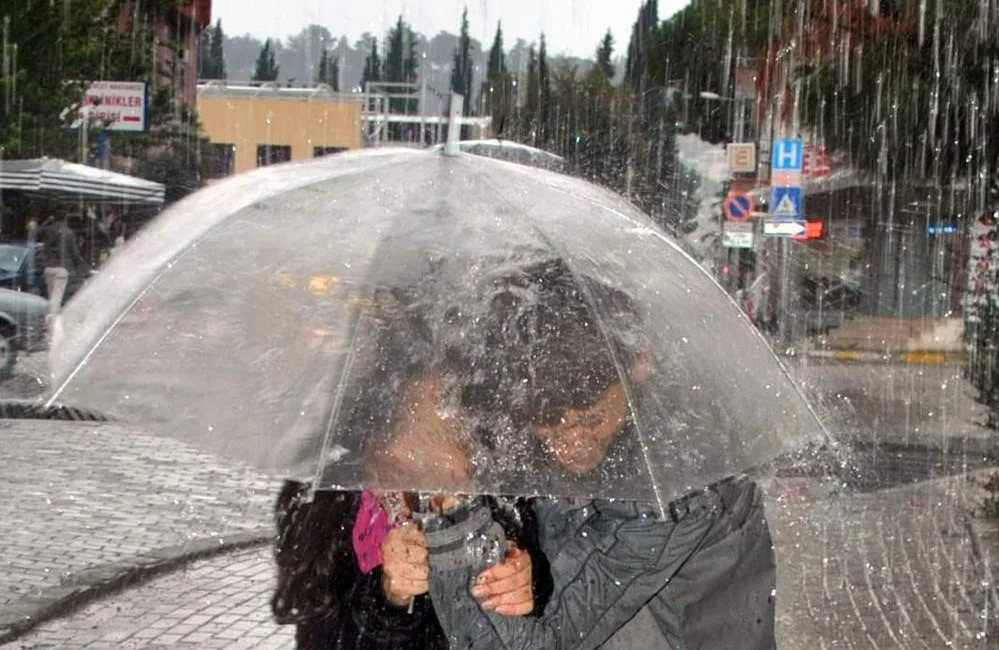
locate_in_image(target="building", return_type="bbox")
[117,0,212,110]
[197,82,493,177]
[197,83,364,175]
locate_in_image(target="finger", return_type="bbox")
[481,590,533,612]
[382,539,429,564]
[472,569,530,599]
[475,553,530,587]
[386,575,429,596]
[493,601,534,617]
[387,562,429,582]
[385,542,428,565]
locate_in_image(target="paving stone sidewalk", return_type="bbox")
[7,474,997,649]
[0,418,281,640]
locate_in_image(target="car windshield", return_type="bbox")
[0,244,27,274]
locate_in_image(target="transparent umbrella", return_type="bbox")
[47,147,826,511]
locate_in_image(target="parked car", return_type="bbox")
[0,287,48,378]
[0,241,89,301]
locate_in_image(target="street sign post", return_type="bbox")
[766,137,806,235]
[727,143,756,174]
[791,220,825,241]
[723,221,754,248]
[723,192,754,222]
[772,138,804,171]
[768,186,802,219]
[763,220,807,237]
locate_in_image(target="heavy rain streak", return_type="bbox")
[0,0,998,648]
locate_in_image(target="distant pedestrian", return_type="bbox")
[36,214,87,324]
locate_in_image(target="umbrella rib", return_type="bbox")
[526,176,834,451]
[310,297,370,494]
[531,228,667,518]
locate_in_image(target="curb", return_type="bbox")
[0,529,273,644]
[963,514,999,622]
[797,349,966,364]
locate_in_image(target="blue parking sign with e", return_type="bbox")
[772,138,803,171]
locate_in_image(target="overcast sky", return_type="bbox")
[212,0,691,58]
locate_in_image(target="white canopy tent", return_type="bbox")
[0,157,165,206]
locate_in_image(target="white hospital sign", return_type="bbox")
[69,81,149,132]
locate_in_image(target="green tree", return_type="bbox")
[384,16,418,86]
[523,45,539,143]
[253,39,280,82]
[0,0,163,157]
[596,30,615,80]
[362,39,382,85]
[450,7,474,113]
[487,22,506,76]
[316,50,339,90]
[201,19,226,80]
[623,0,658,91]
[536,33,552,144]
[480,22,514,135]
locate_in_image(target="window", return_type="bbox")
[257,144,292,167]
[313,146,347,158]
[207,143,235,178]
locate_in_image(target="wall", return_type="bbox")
[196,92,363,174]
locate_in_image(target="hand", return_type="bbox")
[471,541,534,616]
[381,523,429,607]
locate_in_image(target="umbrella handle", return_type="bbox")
[407,598,415,615]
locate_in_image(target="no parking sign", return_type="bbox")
[723,192,754,222]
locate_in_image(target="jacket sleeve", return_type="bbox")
[345,568,445,648]
[425,499,714,650]
[67,231,87,268]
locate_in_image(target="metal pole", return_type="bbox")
[444,94,463,156]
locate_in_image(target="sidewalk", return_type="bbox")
[797,316,967,364]
[7,473,997,649]
[0,417,280,642]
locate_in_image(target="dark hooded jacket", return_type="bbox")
[272,481,551,650]
[423,474,776,650]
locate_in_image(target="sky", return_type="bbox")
[211,0,692,58]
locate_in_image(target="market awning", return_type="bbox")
[0,157,165,206]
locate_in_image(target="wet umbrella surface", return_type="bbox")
[47,148,824,510]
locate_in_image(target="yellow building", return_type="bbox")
[197,82,362,175]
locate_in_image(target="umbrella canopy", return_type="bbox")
[452,139,566,172]
[0,157,165,205]
[47,147,825,508]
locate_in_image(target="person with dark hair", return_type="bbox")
[270,284,547,650]
[410,258,777,649]
[36,214,88,327]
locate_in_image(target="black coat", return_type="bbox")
[271,482,550,650]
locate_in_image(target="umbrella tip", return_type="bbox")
[443,93,464,157]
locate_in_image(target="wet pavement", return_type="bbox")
[0,418,278,627]
[0,358,997,647]
[6,474,996,649]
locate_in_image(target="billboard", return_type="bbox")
[68,81,149,132]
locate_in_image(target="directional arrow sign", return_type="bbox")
[764,220,807,237]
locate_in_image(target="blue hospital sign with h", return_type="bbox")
[772,139,804,172]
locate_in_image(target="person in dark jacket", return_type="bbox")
[36,214,87,321]
[271,284,549,650]
[413,258,777,649]
[272,482,547,650]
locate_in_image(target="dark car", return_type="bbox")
[0,241,89,301]
[0,286,48,378]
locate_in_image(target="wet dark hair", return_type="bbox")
[457,258,642,426]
